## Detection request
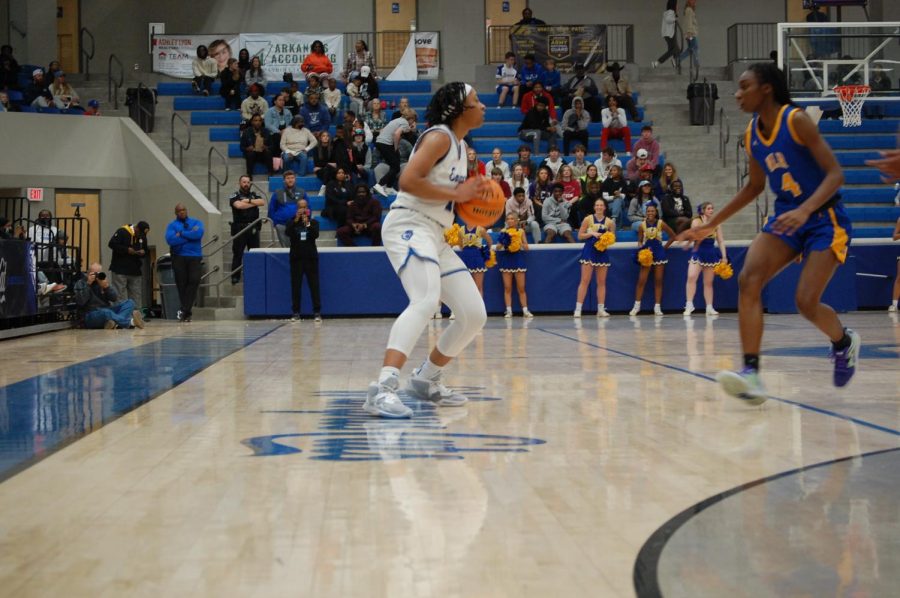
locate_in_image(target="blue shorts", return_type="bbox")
[762,204,851,264]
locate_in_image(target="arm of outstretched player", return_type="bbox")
[479,226,493,250]
[397,131,489,204]
[770,110,844,236]
[865,148,900,183]
[716,225,727,261]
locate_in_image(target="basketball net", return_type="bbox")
[834,85,870,128]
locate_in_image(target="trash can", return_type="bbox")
[687,82,718,126]
[125,87,157,133]
[156,255,180,319]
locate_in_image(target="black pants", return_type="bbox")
[231,223,260,281]
[290,257,321,314]
[563,129,589,155]
[172,255,202,317]
[244,148,273,178]
[375,142,402,188]
[193,76,214,94]
[658,36,678,64]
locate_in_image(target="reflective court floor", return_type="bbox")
[0,313,898,597]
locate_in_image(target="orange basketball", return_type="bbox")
[456,180,506,228]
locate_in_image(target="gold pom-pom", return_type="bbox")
[443,223,462,246]
[507,228,523,253]
[714,261,734,280]
[638,248,654,267]
[484,249,497,268]
[594,231,616,252]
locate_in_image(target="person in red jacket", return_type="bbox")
[520,81,557,120]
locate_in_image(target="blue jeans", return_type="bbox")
[607,197,624,226]
[282,151,309,176]
[84,299,136,329]
[678,37,699,68]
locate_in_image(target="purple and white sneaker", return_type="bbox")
[831,329,861,388]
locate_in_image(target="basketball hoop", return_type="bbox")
[834,85,870,127]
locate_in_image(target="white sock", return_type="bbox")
[575,302,583,311]
[685,301,694,308]
[654,303,661,309]
[894,299,899,308]
[129,318,135,327]
[417,359,442,380]
[598,304,605,310]
[378,366,400,385]
[633,301,640,308]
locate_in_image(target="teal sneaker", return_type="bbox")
[716,368,767,406]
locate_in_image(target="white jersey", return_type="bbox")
[391,124,467,228]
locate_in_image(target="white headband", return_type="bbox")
[464,83,473,97]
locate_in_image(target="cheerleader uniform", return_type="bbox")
[458,226,487,273]
[497,230,527,273]
[641,220,668,265]
[579,216,613,267]
[689,220,720,267]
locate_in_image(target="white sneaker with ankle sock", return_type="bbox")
[597,305,610,317]
[706,305,719,316]
[683,301,695,315]
[504,308,512,319]
[522,307,534,319]
[629,301,640,316]
[654,304,664,316]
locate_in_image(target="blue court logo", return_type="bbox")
[242,389,546,461]
[401,229,414,240]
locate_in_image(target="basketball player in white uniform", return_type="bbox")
[364,83,490,418]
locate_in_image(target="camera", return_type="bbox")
[96,272,107,281]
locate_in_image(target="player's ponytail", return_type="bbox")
[425,82,470,126]
[748,62,795,108]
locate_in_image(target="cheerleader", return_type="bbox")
[574,198,615,317]
[684,202,727,316]
[497,213,533,318]
[630,204,676,316]
[457,224,493,296]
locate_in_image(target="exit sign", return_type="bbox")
[27,188,44,202]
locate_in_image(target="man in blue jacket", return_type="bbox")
[164,203,204,322]
[299,91,331,135]
[268,170,307,247]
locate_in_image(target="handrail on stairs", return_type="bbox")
[170,112,191,171]
[207,146,229,209]
[80,27,95,81]
[107,54,124,109]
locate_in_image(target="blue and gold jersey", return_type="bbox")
[745,104,839,213]
[461,226,482,248]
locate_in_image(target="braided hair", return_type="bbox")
[748,62,795,108]
[425,82,471,126]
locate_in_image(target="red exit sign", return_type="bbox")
[27,188,44,202]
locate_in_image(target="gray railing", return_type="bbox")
[80,27,95,81]
[718,107,730,168]
[485,24,634,65]
[727,22,776,65]
[207,146,229,209]
[107,54,124,109]
[203,216,274,299]
[170,113,191,171]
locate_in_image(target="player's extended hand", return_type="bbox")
[865,149,900,183]
[455,176,490,204]
[771,207,810,236]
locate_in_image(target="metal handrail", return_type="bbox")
[170,112,191,171]
[107,54,124,109]
[205,217,271,260]
[80,27,95,81]
[201,234,220,251]
[9,21,26,39]
[207,146,229,209]
[702,78,711,134]
[135,81,154,132]
[718,106,730,167]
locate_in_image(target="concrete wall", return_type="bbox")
[4,0,57,69]
[0,113,219,265]
[419,0,485,83]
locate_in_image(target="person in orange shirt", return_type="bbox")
[301,40,334,81]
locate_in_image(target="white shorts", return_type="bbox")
[381,207,468,277]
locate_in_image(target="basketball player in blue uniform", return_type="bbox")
[364,83,489,418]
[678,63,860,405]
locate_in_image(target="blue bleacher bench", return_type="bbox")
[157,79,431,97]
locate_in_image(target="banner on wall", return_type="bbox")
[152,33,343,80]
[386,32,440,81]
[510,25,607,73]
[0,240,37,320]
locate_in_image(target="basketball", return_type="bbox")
[455,180,506,228]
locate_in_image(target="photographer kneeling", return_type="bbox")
[74,262,145,330]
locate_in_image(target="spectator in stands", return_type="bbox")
[306,73,324,97]
[496,52,521,108]
[540,145,565,178]
[49,71,80,109]
[627,180,661,231]
[83,99,100,116]
[219,58,243,111]
[337,183,383,247]
[365,98,387,139]
[346,74,364,116]
[490,167,512,199]
[632,125,661,175]
[46,61,61,78]
[529,165,555,224]
[240,83,268,124]
[519,53,545,100]
[557,165,583,225]
[302,40,334,81]
[23,68,47,105]
[467,147,486,178]
[228,175,265,284]
[677,0,700,70]
[165,204,204,323]
[486,148,511,180]
[626,148,651,182]
[660,179,692,232]
[192,45,217,95]
[0,217,13,239]
[372,108,416,197]
[322,77,343,121]
[75,262,145,330]
[561,97,590,156]
[656,162,681,197]
[520,80,557,119]
[595,146,622,181]
[280,115,318,176]
[241,114,274,178]
[0,56,18,91]
[569,145,590,178]
[540,58,562,107]
[506,187,541,242]
[269,170,305,247]
[107,220,150,310]
[0,45,19,74]
[283,78,303,111]
[865,68,892,120]
[580,163,602,190]
[300,91,331,135]
[601,95,631,152]
[516,8,546,25]
[561,63,600,117]
[334,128,370,185]
[323,167,354,225]
[0,91,12,112]
[343,39,375,83]
[237,48,251,77]
[311,130,338,187]
[31,88,56,109]
[576,178,605,224]
[285,198,321,321]
[358,66,379,107]
[244,56,266,91]
[513,145,538,180]
[509,164,530,197]
[601,164,630,226]
[518,96,559,155]
[542,183,576,243]
[209,39,233,72]
[264,93,293,153]
[28,209,57,265]
[600,63,639,122]
[652,1,679,70]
